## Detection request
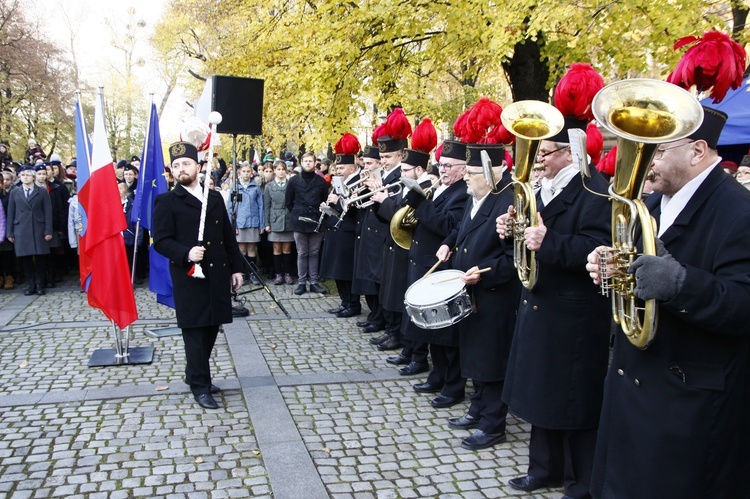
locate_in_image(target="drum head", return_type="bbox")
[405,270,466,306]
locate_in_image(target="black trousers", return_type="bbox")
[382,309,402,337]
[335,279,361,310]
[467,379,508,434]
[182,325,220,396]
[19,255,47,291]
[528,425,598,499]
[365,286,385,327]
[426,344,465,399]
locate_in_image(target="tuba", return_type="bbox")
[592,79,703,349]
[500,100,565,290]
[390,175,443,250]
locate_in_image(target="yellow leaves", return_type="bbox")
[195,456,203,464]
[18,360,29,368]
[155,385,169,391]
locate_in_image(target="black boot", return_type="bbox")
[273,254,283,278]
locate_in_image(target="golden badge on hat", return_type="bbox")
[378,142,387,152]
[170,142,186,157]
[465,148,472,163]
[335,154,343,163]
[443,141,454,155]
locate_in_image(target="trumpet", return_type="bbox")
[341,181,403,211]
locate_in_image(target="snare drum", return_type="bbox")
[404,269,472,329]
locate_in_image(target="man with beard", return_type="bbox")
[153,141,244,410]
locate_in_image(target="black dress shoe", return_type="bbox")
[413,382,441,393]
[508,475,561,492]
[23,289,35,296]
[184,379,221,394]
[194,393,219,409]
[461,429,506,450]
[356,320,370,328]
[369,331,391,345]
[36,289,45,295]
[362,323,385,334]
[309,283,327,294]
[294,284,307,295]
[430,394,465,408]
[398,361,429,375]
[386,354,410,365]
[336,308,361,318]
[327,306,346,314]
[448,413,479,430]
[377,336,402,351]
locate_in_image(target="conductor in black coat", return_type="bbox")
[438,145,520,452]
[398,141,468,403]
[153,142,244,410]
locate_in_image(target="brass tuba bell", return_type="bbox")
[500,100,565,290]
[592,79,703,349]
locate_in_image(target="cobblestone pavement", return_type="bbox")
[0,276,564,499]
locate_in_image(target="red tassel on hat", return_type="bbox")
[486,122,516,145]
[435,143,444,161]
[384,108,412,140]
[411,118,438,154]
[467,97,503,144]
[586,122,604,165]
[372,123,387,145]
[504,150,514,169]
[596,146,617,177]
[553,63,605,121]
[334,132,361,155]
[667,30,746,103]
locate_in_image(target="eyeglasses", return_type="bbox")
[737,169,750,176]
[465,169,486,175]
[401,166,416,172]
[537,146,569,159]
[436,162,466,170]
[654,141,695,160]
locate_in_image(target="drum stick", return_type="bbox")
[431,267,491,284]
[422,259,442,279]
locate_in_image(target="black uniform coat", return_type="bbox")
[6,185,52,257]
[502,171,611,430]
[284,171,329,233]
[375,175,430,312]
[591,166,750,499]
[442,171,520,382]
[320,173,360,281]
[402,179,468,346]
[352,167,401,292]
[152,184,244,329]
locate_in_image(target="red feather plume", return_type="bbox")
[596,146,617,177]
[466,97,504,144]
[435,143,444,161]
[504,150,514,169]
[384,108,412,141]
[586,122,604,165]
[667,30,746,103]
[411,118,438,154]
[334,132,361,155]
[372,123,387,145]
[452,111,471,142]
[553,63,605,121]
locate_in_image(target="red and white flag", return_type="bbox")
[76,92,138,329]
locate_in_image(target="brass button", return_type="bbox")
[463,248,468,254]
[617,369,624,376]
[533,305,538,311]
[206,241,211,246]
[223,263,226,267]
[220,241,223,245]
[634,379,641,386]
[215,220,219,224]
[412,262,416,266]
[368,228,371,231]
[209,263,214,267]
[523,300,527,305]
[414,240,418,245]
[357,236,361,239]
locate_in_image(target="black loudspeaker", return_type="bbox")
[211,75,264,136]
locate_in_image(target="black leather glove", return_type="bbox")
[628,245,686,302]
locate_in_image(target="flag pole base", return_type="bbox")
[144,326,182,338]
[88,346,155,367]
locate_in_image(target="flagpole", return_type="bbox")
[130,94,153,288]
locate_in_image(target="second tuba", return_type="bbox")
[500,100,565,290]
[592,79,703,349]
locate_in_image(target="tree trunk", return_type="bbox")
[502,33,550,102]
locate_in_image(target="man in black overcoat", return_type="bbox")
[321,148,362,317]
[152,142,244,410]
[394,140,468,402]
[437,144,520,451]
[352,145,386,334]
[499,122,611,499]
[587,108,750,499]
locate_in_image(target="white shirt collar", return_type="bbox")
[185,183,204,201]
[540,163,579,206]
[658,159,719,237]
[470,191,490,219]
[344,168,361,184]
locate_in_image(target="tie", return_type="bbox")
[25,189,30,199]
